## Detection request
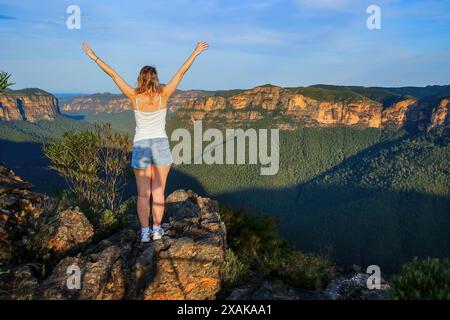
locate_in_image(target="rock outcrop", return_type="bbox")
[225,272,390,300]
[0,162,49,265]
[141,190,226,300]
[0,89,60,121]
[324,272,390,300]
[36,190,226,300]
[40,245,126,300]
[0,162,226,300]
[33,209,94,257]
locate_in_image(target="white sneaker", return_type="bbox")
[152,227,165,240]
[141,231,151,243]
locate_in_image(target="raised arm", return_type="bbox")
[161,42,208,98]
[82,43,135,99]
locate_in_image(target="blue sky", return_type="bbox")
[1,0,450,93]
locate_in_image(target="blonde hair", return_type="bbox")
[136,66,161,95]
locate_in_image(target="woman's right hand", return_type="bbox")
[82,42,98,61]
[193,42,209,56]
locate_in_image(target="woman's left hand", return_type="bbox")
[82,42,98,60]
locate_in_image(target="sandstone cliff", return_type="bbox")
[5,85,449,130]
[0,89,60,122]
[62,90,214,114]
[429,98,450,129]
[176,85,450,130]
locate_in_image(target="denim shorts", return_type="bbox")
[131,137,173,169]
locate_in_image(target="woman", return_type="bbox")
[82,41,208,242]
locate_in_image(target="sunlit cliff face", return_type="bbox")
[3,85,449,131]
[0,89,59,121]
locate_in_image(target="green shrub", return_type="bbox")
[221,249,250,287]
[43,123,131,227]
[99,209,118,230]
[97,197,137,235]
[219,206,333,290]
[390,257,450,300]
[278,251,333,290]
[44,129,100,208]
[220,207,283,256]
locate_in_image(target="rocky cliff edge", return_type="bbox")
[0,162,226,300]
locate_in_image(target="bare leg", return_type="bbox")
[150,164,171,228]
[133,166,152,228]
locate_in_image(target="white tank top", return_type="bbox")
[133,94,168,143]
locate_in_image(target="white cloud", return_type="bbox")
[293,0,399,13]
[294,0,354,11]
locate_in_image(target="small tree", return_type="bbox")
[0,71,15,92]
[43,130,101,208]
[95,122,132,211]
[44,123,131,214]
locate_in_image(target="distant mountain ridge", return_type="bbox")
[2,85,450,130]
[62,89,215,114]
